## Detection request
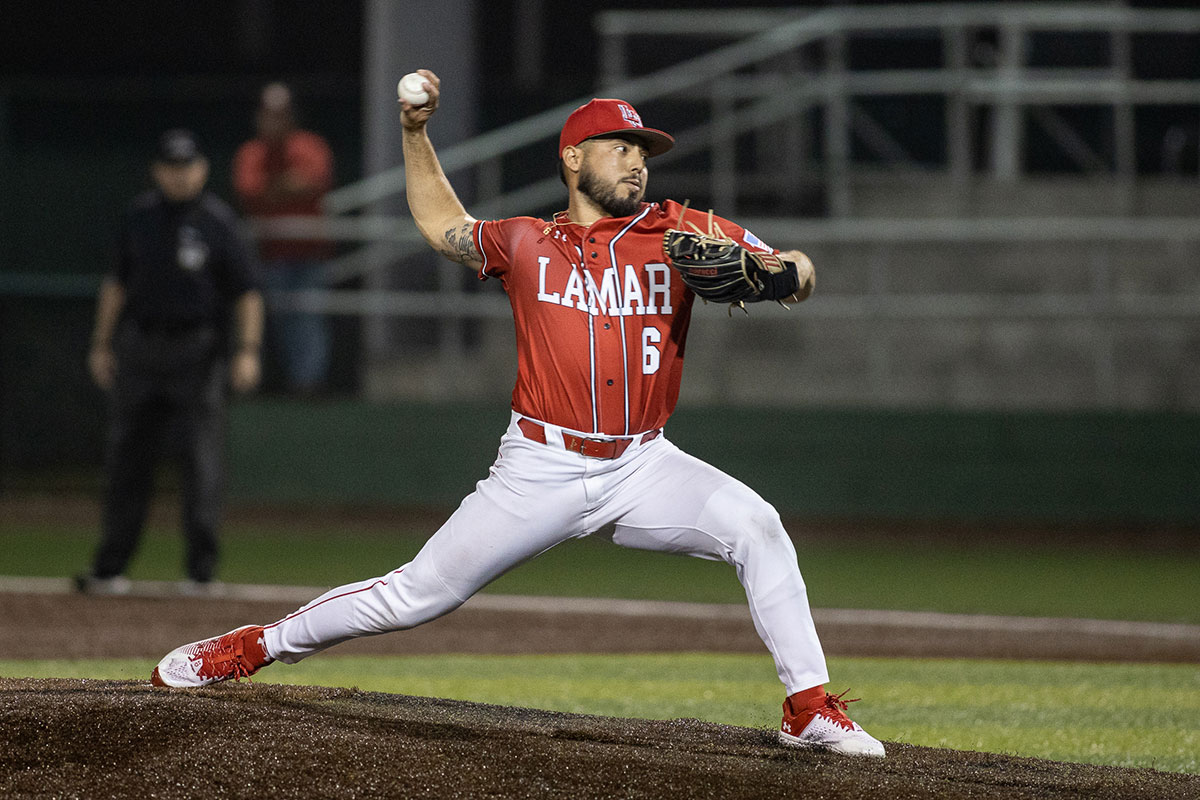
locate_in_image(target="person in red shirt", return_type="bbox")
[233,82,334,394]
[152,71,885,759]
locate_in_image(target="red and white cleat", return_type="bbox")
[779,688,886,757]
[151,625,273,688]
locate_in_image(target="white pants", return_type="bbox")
[264,412,829,695]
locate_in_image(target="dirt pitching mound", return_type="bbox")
[2,678,1195,800]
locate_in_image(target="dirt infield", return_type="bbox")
[3,678,1197,800]
[3,586,1199,663]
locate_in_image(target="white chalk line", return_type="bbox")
[2,575,1197,642]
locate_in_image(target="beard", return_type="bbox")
[578,164,645,218]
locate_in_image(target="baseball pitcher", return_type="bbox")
[152,71,885,758]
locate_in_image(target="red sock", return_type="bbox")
[785,685,826,716]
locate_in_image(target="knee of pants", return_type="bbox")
[369,563,466,632]
[699,484,795,562]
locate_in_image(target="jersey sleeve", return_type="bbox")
[472,217,521,281]
[708,211,778,255]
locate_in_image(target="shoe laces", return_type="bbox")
[817,689,861,731]
[191,631,257,683]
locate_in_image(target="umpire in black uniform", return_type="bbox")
[79,129,265,595]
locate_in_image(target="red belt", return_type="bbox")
[517,418,661,460]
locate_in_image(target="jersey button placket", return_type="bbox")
[590,226,625,433]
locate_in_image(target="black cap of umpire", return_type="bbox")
[156,128,204,164]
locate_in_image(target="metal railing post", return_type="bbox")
[362,0,402,368]
[991,21,1025,181]
[711,80,738,214]
[823,28,852,216]
[944,24,973,195]
[598,18,628,89]
[781,48,813,213]
[1112,21,1136,213]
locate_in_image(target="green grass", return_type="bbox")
[3,654,1197,774]
[4,522,1199,623]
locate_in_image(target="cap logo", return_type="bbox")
[618,103,643,128]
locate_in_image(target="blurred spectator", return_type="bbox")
[233,82,335,395]
[78,129,264,596]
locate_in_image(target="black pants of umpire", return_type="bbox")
[92,324,229,583]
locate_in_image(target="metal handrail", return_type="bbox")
[597,5,1200,35]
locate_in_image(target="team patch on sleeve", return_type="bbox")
[741,229,772,253]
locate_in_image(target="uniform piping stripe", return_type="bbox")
[608,207,650,435]
[588,296,598,433]
[475,221,491,277]
[619,310,629,435]
[263,568,405,630]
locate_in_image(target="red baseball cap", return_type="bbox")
[558,98,675,159]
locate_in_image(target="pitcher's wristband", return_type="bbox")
[755,261,801,301]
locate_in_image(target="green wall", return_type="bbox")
[228,400,1200,524]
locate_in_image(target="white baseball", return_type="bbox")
[397,72,429,106]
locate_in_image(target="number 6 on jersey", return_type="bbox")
[642,325,661,374]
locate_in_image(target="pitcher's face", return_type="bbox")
[577,136,649,218]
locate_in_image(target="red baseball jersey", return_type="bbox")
[474,200,775,436]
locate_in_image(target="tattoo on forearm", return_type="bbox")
[440,222,479,265]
